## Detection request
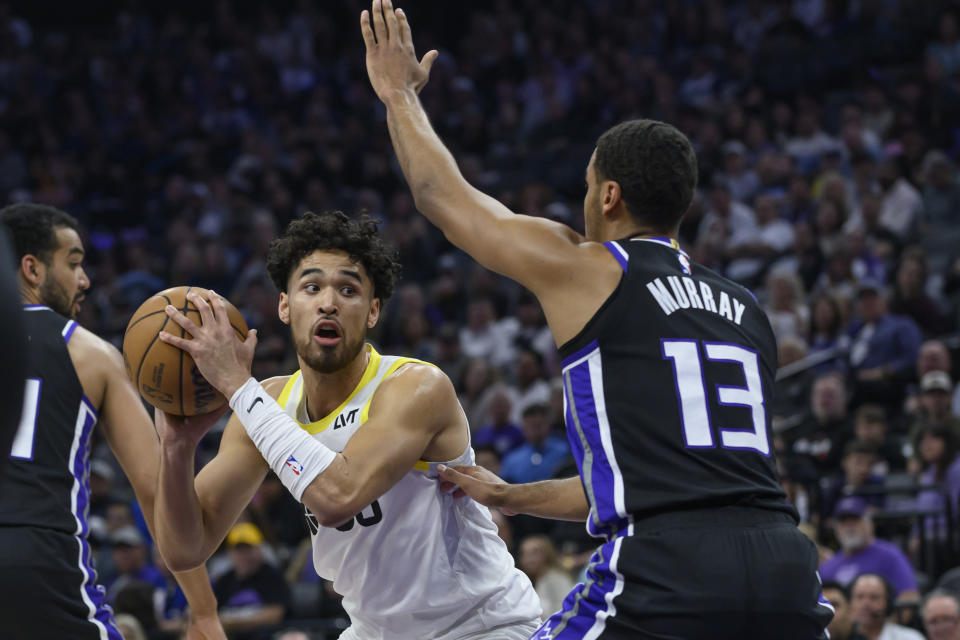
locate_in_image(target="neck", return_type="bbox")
[19,281,42,306]
[298,345,371,421]
[603,226,676,243]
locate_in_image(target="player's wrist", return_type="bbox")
[380,86,418,108]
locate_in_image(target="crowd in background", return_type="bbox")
[5,0,960,637]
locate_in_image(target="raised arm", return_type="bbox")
[68,328,225,637]
[360,0,622,344]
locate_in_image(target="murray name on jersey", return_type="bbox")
[646,274,747,325]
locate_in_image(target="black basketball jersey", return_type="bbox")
[558,237,794,540]
[0,306,98,536]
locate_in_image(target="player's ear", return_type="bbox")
[19,254,44,288]
[278,292,290,325]
[600,180,622,216]
[367,298,381,329]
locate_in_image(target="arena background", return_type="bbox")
[5,1,960,638]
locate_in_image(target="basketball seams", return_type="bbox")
[179,286,192,416]
[123,286,248,417]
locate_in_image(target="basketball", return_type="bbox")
[122,286,249,416]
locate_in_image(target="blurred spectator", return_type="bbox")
[459,298,515,367]
[517,535,574,618]
[889,247,946,337]
[822,580,869,640]
[911,341,960,417]
[913,373,960,437]
[910,423,960,541]
[696,182,756,252]
[472,384,524,458]
[851,404,906,474]
[927,9,960,75]
[458,358,494,428]
[105,526,165,605]
[715,140,760,203]
[113,581,161,639]
[764,271,809,344]
[819,497,919,600]
[850,574,924,640]
[819,440,886,523]
[114,613,147,640]
[921,151,960,226]
[921,589,960,640]
[724,192,795,285]
[788,372,851,472]
[215,523,290,640]
[500,405,569,484]
[509,348,552,424]
[877,159,923,241]
[807,294,849,369]
[847,279,922,407]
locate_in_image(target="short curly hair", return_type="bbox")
[594,119,698,232]
[266,211,401,301]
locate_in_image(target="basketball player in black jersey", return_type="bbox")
[362,3,833,638]
[0,229,26,475]
[0,204,226,639]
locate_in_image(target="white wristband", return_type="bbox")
[229,378,336,501]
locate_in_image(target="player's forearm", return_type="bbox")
[170,565,219,619]
[157,441,216,571]
[502,476,590,521]
[383,89,497,244]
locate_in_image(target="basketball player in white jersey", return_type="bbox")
[153,210,541,640]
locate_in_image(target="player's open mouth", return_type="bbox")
[314,320,342,346]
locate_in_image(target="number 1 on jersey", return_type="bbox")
[661,340,769,456]
[11,379,41,460]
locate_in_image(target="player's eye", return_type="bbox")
[305,283,320,293]
[341,286,356,296]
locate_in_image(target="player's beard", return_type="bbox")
[294,326,365,374]
[40,274,81,319]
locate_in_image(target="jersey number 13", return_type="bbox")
[661,340,769,456]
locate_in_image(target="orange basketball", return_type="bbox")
[122,286,249,416]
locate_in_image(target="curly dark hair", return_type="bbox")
[266,211,401,301]
[594,119,698,233]
[0,203,80,268]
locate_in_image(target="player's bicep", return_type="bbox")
[97,343,162,502]
[309,366,457,518]
[194,415,270,543]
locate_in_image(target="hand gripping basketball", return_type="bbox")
[159,290,259,401]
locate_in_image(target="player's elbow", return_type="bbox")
[159,543,207,573]
[301,482,357,528]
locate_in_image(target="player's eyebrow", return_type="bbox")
[339,269,362,283]
[68,247,84,258]
[299,267,363,284]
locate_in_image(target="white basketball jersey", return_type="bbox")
[276,345,540,639]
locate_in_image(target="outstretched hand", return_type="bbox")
[361,0,438,101]
[158,290,258,401]
[437,464,518,516]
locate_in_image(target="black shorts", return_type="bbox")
[532,506,834,640]
[0,526,123,640]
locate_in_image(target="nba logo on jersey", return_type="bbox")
[285,455,303,476]
[678,253,692,275]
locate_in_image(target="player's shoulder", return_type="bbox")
[376,359,455,405]
[67,324,123,368]
[260,374,292,400]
